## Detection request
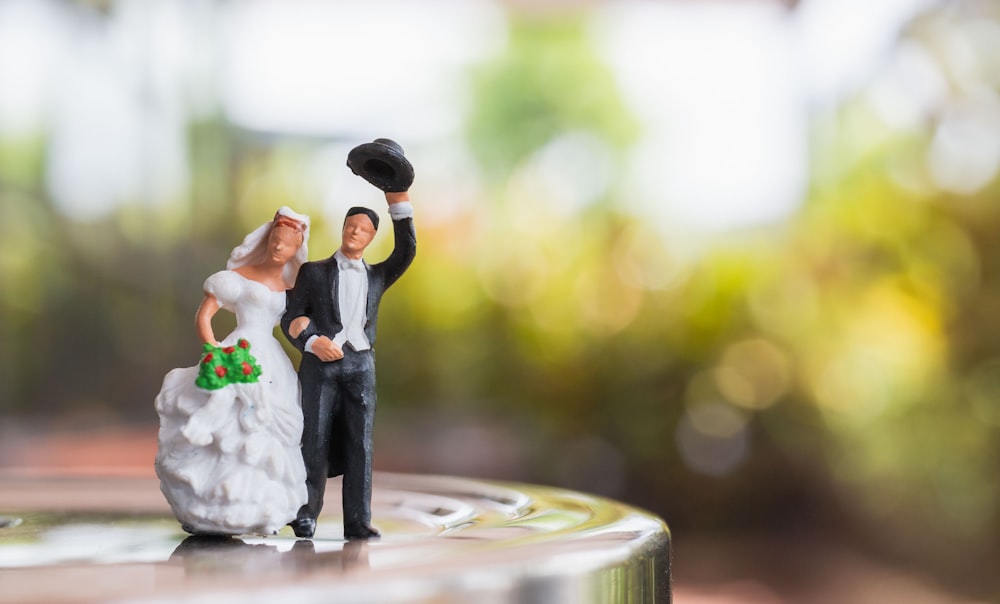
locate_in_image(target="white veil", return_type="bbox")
[227,206,311,287]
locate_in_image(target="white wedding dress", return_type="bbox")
[155,270,307,535]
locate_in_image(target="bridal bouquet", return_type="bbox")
[195,339,263,390]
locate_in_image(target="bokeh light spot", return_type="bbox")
[718,338,791,410]
[686,401,749,439]
[676,406,750,477]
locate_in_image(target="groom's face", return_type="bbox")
[341,214,376,256]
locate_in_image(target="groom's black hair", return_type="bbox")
[345,206,379,230]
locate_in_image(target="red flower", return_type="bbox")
[222,346,235,354]
[215,366,228,377]
[241,362,253,375]
[238,339,249,349]
[202,353,213,364]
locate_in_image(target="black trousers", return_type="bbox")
[297,347,376,531]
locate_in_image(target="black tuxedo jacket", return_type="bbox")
[282,216,416,354]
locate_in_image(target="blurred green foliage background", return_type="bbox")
[1,0,999,598]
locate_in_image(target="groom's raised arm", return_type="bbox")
[381,191,416,289]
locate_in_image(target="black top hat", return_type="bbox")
[346,138,414,193]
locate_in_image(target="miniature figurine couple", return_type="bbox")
[155,139,416,540]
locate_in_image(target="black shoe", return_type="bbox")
[344,524,380,540]
[289,517,316,539]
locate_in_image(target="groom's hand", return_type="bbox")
[311,336,344,362]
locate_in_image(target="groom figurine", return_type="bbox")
[282,139,416,539]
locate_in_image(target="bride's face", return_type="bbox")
[267,225,303,265]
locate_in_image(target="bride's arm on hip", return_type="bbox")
[195,294,222,346]
[288,316,311,338]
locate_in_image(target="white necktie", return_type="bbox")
[338,257,365,273]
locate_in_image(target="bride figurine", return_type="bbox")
[155,207,310,536]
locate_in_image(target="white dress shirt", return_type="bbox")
[332,250,370,351]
